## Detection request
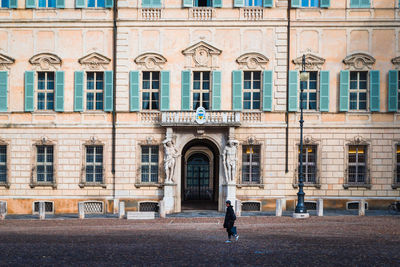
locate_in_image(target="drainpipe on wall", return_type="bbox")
[285,0,291,173]
[112,0,118,200]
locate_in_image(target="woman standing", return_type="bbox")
[223,200,239,243]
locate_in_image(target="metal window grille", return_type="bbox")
[86,72,104,110]
[299,145,317,184]
[86,146,103,183]
[88,0,105,8]
[84,201,104,214]
[33,201,54,213]
[37,72,55,110]
[304,201,317,210]
[242,145,260,184]
[142,71,160,110]
[0,145,6,183]
[348,145,367,184]
[36,145,54,183]
[38,0,56,8]
[139,202,159,212]
[300,71,318,110]
[141,146,159,183]
[242,202,261,212]
[243,71,261,110]
[193,71,211,110]
[347,201,368,210]
[349,71,368,111]
[396,145,400,184]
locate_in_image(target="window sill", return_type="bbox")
[237,183,264,189]
[292,183,321,189]
[0,182,10,189]
[135,183,163,188]
[79,182,106,188]
[30,182,57,189]
[343,183,371,189]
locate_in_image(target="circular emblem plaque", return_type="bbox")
[195,107,206,124]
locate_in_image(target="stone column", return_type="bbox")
[359,199,365,216]
[159,200,166,218]
[275,199,283,217]
[39,202,45,220]
[223,183,236,210]
[118,201,125,219]
[0,201,6,220]
[113,199,120,214]
[78,202,85,219]
[235,199,241,217]
[317,199,323,217]
[163,183,177,214]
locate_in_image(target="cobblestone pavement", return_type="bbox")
[0,216,399,266]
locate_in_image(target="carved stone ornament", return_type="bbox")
[29,53,62,71]
[236,53,269,70]
[182,41,222,68]
[347,135,369,145]
[293,53,325,71]
[78,52,111,70]
[303,135,319,145]
[0,53,15,70]
[343,53,375,71]
[134,52,167,70]
[391,56,400,70]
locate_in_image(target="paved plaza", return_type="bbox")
[0,215,399,266]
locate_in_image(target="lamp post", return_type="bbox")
[294,54,309,218]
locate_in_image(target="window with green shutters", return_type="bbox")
[0,71,8,112]
[193,71,211,110]
[75,0,113,8]
[142,71,160,110]
[350,0,370,8]
[183,0,222,7]
[26,0,65,8]
[1,0,18,8]
[388,70,398,112]
[243,71,261,110]
[142,0,162,8]
[86,72,104,111]
[37,72,55,110]
[300,71,318,110]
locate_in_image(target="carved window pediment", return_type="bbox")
[293,53,325,71]
[346,135,369,145]
[29,53,62,71]
[343,53,375,71]
[78,52,111,70]
[303,135,320,145]
[134,52,167,70]
[0,53,15,70]
[391,56,400,69]
[236,53,269,70]
[182,41,222,69]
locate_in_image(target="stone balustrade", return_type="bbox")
[242,7,263,20]
[160,111,241,126]
[141,8,162,20]
[190,7,214,20]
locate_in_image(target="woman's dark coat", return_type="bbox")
[223,205,236,229]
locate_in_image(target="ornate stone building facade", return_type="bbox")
[0,0,399,214]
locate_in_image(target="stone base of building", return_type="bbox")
[292,212,310,219]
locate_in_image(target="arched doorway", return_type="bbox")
[181,139,220,210]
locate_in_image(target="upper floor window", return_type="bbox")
[88,0,105,8]
[300,71,318,110]
[37,72,55,111]
[142,71,160,110]
[0,145,6,184]
[350,0,370,8]
[1,0,11,8]
[38,0,56,7]
[86,72,104,111]
[243,71,261,110]
[349,71,367,111]
[195,0,212,6]
[245,0,262,7]
[141,146,159,183]
[299,145,317,184]
[301,0,318,7]
[398,72,400,111]
[26,0,64,8]
[193,71,211,110]
[242,145,260,184]
[348,145,367,184]
[36,145,54,183]
[85,145,103,183]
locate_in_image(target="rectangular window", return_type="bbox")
[245,0,262,6]
[86,146,103,183]
[195,0,212,7]
[300,71,318,111]
[36,145,54,183]
[0,145,6,184]
[299,145,317,184]
[38,0,56,7]
[398,71,400,111]
[86,72,104,111]
[141,146,159,183]
[1,0,9,8]
[350,0,370,8]
[142,71,160,110]
[349,71,368,111]
[37,72,55,111]
[193,71,210,110]
[396,144,400,184]
[348,145,367,184]
[88,0,105,7]
[301,0,319,7]
[242,145,260,184]
[243,71,261,110]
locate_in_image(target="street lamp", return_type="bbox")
[294,54,310,218]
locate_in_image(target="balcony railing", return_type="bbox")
[160,111,240,126]
[141,8,162,20]
[242,7,263,20]
[190,7,214,20]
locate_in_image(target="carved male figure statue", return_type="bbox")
[223,139,239,183]
[163,139,180,183]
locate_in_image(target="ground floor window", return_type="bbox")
[36,145,54,183]
[348,145,367,184]
[141,146,159,183]
[396,144,400,184]
[0,145,6,184]
[86,146,103,183]
[242,145,260,184]
[299,145,317,184]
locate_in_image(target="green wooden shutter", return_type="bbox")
[233,0,244,7]
[320,0,330,8]
[142,0,151,7]
[74,71,84,112]
[181,70,191,110]
[288,71,298,111]
[10,0,18,8]
[26,0,36,8]
[388,70,398,112]
[232,70,242,111]
[130,71,140,111]
[55,71,64,112]
[262,70,273,111]
[152,0,162,7]
[105,0,113,8]
[291,0,300,8]
[56,0,65,8]
[369,70,380,112]
[160,71,170,111]
[350,0,359,8]
[263,0,273,7]
[339,70,349,112]
[75,0,85,8]
[360,0,370,8]
[104,71,113,111]
[212,0,222,7]
[183,0,193,7]
[0,72,7,112]
[319,71,329,112]
[24,71,34,112]
[212,71,221,110]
